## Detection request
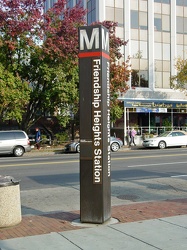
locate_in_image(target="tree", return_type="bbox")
[0,0,41,122]
[0,0,86,131]
[0,63,30,122]
[170,57,187,90]
[21,53,80,129]
[0,0,44,72]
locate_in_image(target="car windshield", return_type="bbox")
[157,131,171,137]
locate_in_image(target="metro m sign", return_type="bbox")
[79,25,109,58]
[79,24,111,224]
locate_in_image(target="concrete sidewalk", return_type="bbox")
[0,215,187,250]
[0,199,187,249]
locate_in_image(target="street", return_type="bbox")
[0,147,187,216]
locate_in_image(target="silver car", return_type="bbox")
[65,136,123,153]
[142,130,187,149]
[0,130,31,156]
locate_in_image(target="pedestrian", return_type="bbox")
[35,127,41,150]
[129,127,136,146]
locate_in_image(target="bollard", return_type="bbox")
[0,175,22,228]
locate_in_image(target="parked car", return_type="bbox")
[142,130,187,149]
[64,136,123,153]
[0,130,31,156]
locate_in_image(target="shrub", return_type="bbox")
[54,132,69,145]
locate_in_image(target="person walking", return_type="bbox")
[129,127,136,146]
[35,127,41,150]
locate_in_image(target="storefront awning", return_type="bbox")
[122,99,187,109]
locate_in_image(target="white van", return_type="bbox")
[0,130,31,157]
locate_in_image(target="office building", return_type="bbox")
[46,0,187,136]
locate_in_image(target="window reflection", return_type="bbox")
[131,10,139,29]
[154,17,162,31]
[131,70,148,88]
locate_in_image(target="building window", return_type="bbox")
[154,0,170,3]
[87,0,96,25]
[76,0,83,5]
[177,17,183,34]
[106,7,123,26]
[131,69,148,88]
[177,0,187,6]
[154,14,170,32]
[67,0,74,8]
[177,16,187,34]
[176,3,187,59]
[131,10,139,29]
[154,16,162,31]
[131,10,147,30]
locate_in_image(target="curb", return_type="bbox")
[25,145,143,156]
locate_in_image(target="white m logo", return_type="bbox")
[80,27,109,52]
[102,28,109,52]
[80,28,99,50]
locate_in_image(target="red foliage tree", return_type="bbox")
[0,0,86,130]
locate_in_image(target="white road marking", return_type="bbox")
[128,161,187,168]
[171,175,187,178]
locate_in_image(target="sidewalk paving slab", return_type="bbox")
[0,232,80,250]
[0,215,187,250]
[59,215,187,250]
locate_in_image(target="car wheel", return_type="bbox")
[13,146,24,157]
[76,144,80,153]
[110,142,120,152]
[158,141,166,149]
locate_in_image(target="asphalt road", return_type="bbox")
[0,147,187,216]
